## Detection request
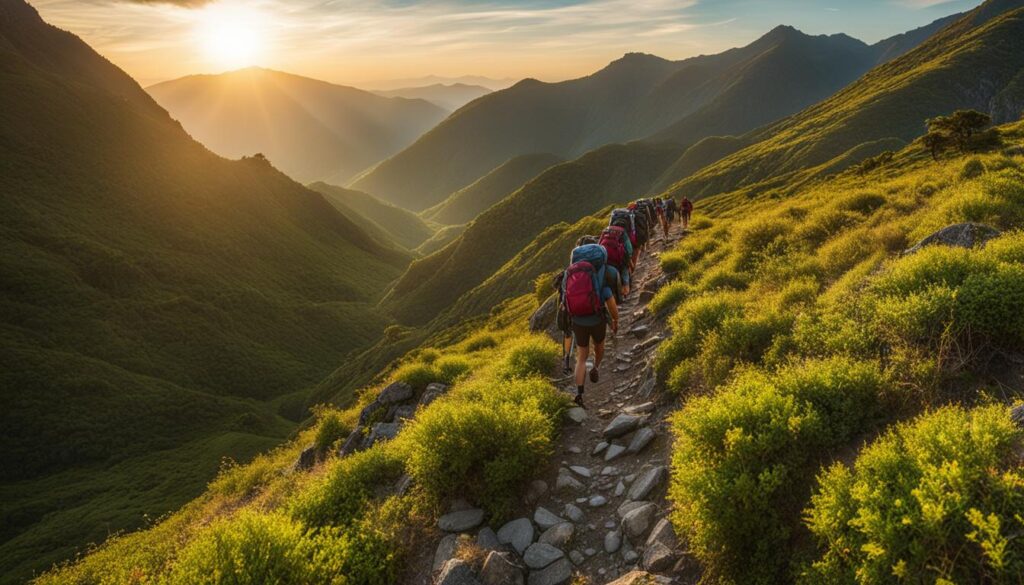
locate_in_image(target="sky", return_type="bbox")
[33,0,982,88]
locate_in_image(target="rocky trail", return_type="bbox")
[428,224,694,585]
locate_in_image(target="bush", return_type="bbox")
[400,396,555,519]
[312,407,348,454]
[699,266,750,291]
[435,355,473,384]
[391,362,445,389]
[669,359,883,584]
[494,335,558,380]
[655,292,745,380]
[961,157,986,180]
[166,511,316,585]
[460,332,499,352]
[650,280,693,315]
[956,263,1024,344]
[803,405,1024,584]
[289,447,404,528]
[731,218,794,271]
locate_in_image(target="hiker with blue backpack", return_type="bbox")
[562,242,620,407]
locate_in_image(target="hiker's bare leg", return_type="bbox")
[593,341,604,371]
[575,345,590,387]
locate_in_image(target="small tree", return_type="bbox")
[927,109,992,153]
[922,131,953,160]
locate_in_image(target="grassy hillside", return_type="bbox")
[0,2,408,580]
[147,68,447,184]
[351,19,951,211]
[381,141,685,325]
[415,224,467,256]
[651,119,1024,584]
[308,182,435,250]
[422,153,564,225]
[666,0,1024,201]
[372,82,492,111]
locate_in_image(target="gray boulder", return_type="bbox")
[603,414,643,439]
[391,404,417,422]
[565,407,587,424]
[439,508,485,533]
[477,527,501,551]
[338,428,363,457]
[534,507,566,531]
[904,222,1000,255]
[555,469,584,492]
[292,444,317,472]
[523,542,564,569]
[433,534,460,573]
[620,503,658,540]
[357,400,384,426]
[643,542,677,573]
[604,530,622,553]
[538,522,574,549]
[480,551,524,585]
[563,503,585,523]
[626,427,655,454]
[363,422,400,449]
[421,382,450,406]
[527,558,572,585]
[530,294,559,332]
[497,518,535,555]
[628,466,667,501]
[436,559,482,585]
[378,381,414,404]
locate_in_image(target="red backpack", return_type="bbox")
[564,262,600,317]
[600,226,628,269]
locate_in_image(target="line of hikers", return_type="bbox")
[553,195,694,407]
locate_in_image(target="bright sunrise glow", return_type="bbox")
[195,3,269,70]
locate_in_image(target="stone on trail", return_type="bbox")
[600,466,619,476]
[480,551,524,585]
[433,534,459,573]
[476,526,501,551]
[526,558,572,585]
[602,413,643,439]
[646,518,678,548]
[556,468,584,492]
[377,381,414,404]
[638,335,664,351]
[626,427,655,454]
[563,503,585,523]
[643,542,677,573]
[534,507,566,531]
[437,559,482,585]
[438,508,485,532]
[569,465,591,478]
[588,494,608,507]
[617,500,649,519]
[628,466,667,501]
[497,518,535,555]
[604,443,627,461]
[565,407,587,424]
[614,480,625,497]
[569,550,585,565]
[604,530,623,553]
[538,522,574,549]
[584,547,598,557]
[567,446,582,454]
[593,441,609,455]
[621,503,658,540]
[523,542,564,569]
[624,402,655,415]
[629,324,650,339]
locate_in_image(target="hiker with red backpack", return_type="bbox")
[562,242,620,407]
[600,222,633,297]
[680,196,694,229]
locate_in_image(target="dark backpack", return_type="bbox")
[563,245,607,318]
[600,226,628,269]
[633,208,650,246]
[610,208,637,246]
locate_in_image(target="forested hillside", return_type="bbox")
[309,182,435,251]
[148,68,447,184]
[0,2,408,580]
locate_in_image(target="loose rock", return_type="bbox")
[563,503,585,523]
[588,495,608,508]
[603,414,643,439]
[292,445,317,472]
[604,530,623,553]
[477,527,500,551]
[480,551,524,585]
[626,427,655,454]
[377,381,414,404]
[534,507,566,531]
[538,522,574,549]
[420,382,449,406]
[621,503,658,540]
[569,550,585,565]
[569,465,591,478]
[527,558,572,585]
[523,543,564,569]
[555,469,585,492]
[433,534,459,573]
[436,559,482,585]
[604,443,627,461]
[605,570,671,585]
[497,518,535,555]
[628,466,667,501]
[565,407,588,424]
[643,542,677,573]
[439,508,485,533]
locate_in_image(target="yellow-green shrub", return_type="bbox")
[494,335,559,380]
[289,447,404,528]
[669,359,884,584]
[804,405,1024,585]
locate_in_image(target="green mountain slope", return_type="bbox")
[147,68,447,184]
[422,153,564,225]
[415,224,467,256]
[351,19,951,212]
[666,0,1024,201]
[308,182,435,250]
[381,141,684,325]
[371,82,492,111]
[0,1,408,580]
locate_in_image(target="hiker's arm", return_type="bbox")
[605,295,619,333]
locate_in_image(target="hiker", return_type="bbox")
[665,197,677,225]
[680,196,694,229]
[605,212,636,296]
[654,197,669,238]
[563,242,620,407]
[626,201,651,256]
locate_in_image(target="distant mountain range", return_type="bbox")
[0,3,411,580]
[363,74,518,91]
[351,16,960,212]
[372,83,492,111]
[147,68,448,184]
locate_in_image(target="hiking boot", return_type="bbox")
[574,391,585,408]
[589,367,599,384]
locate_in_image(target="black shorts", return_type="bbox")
[572,320,607,348]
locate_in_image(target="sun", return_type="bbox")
[195,2,269,70]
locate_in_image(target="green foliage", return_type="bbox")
[961,157,987,179]
[669,359,885,584]
[804,405,1024,585]
[928,109,994,153]
[494,335,559,380]
[312,407,349,455]
[289,447,404,529]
